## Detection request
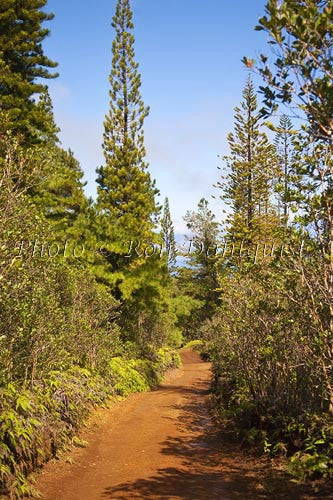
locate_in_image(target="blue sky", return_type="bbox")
[44,0,269,233]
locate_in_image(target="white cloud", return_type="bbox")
[50,98,230,224]
[145,102,230,224]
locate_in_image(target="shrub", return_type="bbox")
[204,259,333,481]
[108,358,150,396]
[0,369,114,499]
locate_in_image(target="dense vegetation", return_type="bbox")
[0,0,332,497]
[204,0,333,483]
[0,1,184,497]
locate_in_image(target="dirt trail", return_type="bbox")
[30,349,326,500]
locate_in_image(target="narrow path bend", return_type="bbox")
[31,349,324,500]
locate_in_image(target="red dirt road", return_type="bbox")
[30,349,326,500]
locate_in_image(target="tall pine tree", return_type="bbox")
[183,198,219,316]
[0,0,58,141]
[95,0,171,352]
[96,0,158,280]
[161,197,177,268]
[33,147,89,240]
[274,114,295,226]
[217,77,279,242]
[25,89,90,246]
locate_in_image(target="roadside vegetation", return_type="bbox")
[201,0,333,483]
[0,0,332,497]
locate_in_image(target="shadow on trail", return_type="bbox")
[102,374,318,499]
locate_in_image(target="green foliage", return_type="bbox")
[274,114,297,225]
[286,416,333,480]
[0,128,121,383]
[107,347,181,397]
[182,339,203,350]
[178,198,219,339]
[0,0,58,141]
[160,197,177,268]
[108,348,181,397]
[205,245,333,480]
[0,370,114,499]
[96,0,158,273]
[94,0,175,354]
[108,357,150,396]
[256,0,333,143]
[202,4,333,484]
[32,146,89,240]
[156,347,181,371]
[255,0,333,413]
[217,77,280,242]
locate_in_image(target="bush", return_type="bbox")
[108,348,181,396]
[204,258,333,481]
[182,340,210,360]
[183,340,203,350]
[156,347,181,371]
[108,358,150,396]
[0,369,114,499]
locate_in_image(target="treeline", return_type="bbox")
[194,0,333,483]
[0,1,194,497]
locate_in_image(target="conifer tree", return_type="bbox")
[96,0,158,276]
[217,78,278,242]
[37,89,60,144]
[27,91,89,244]
[0,0,58,141]
[161,197,177,268]
[34,148,89,239]
[182,198,219,319]
[274,114,295,225]
[95,0,169,350]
